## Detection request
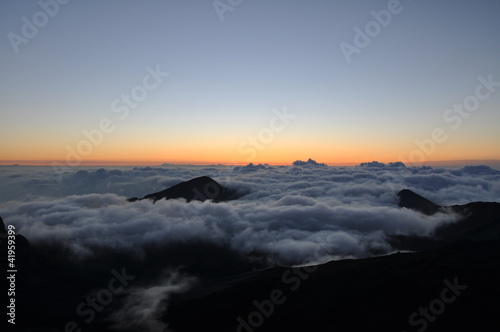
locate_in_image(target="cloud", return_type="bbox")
[108,270,196,332]
[358,161,406,168]
[3,162,496,207]
[233,163,272,173]
[0,191,458,265]
[292,158,327,167]
[0,162,498,266]
[451,165,500,176]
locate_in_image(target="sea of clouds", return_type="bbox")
[1,161,499,264]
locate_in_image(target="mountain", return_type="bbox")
[163,240,500,332]
[442,201,500,241]
[397,189,442,215]
[128,176,241,203]
[391,189,500,251]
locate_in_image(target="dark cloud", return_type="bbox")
[451,165,500,176]
[358,161,406,168]
[233,163,272,173]
[292,158,327,167]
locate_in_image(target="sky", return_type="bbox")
[1,0,500,166]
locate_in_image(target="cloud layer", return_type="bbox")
[3,163,498,264]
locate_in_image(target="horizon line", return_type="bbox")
[1,159,500,168]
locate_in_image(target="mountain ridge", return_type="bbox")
[127,176,241,203]
[397,189,442,215]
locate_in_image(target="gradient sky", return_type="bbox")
[1,0,499,166]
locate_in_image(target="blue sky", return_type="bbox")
[1,0,500,165]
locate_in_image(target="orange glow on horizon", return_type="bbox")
[2,157,500,167]
[1,135,498,167]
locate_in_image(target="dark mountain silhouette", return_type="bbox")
[0,216,6,234]
[164,240,500,331]
[128,176,241,203]
[397,189,442,215]
[0,216,29,249]
[442,202,500,241]
[391,189,500,251]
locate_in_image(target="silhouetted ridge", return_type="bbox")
[0,216,29,260]
[0,216,6,234]
[440,201,500,241]
[392,191,500,251]
[397,189,441,215]
[164,240,500,332]
[128,176,240,203]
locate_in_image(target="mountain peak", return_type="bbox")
[129,176,240,203]
[397,189,441,215]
